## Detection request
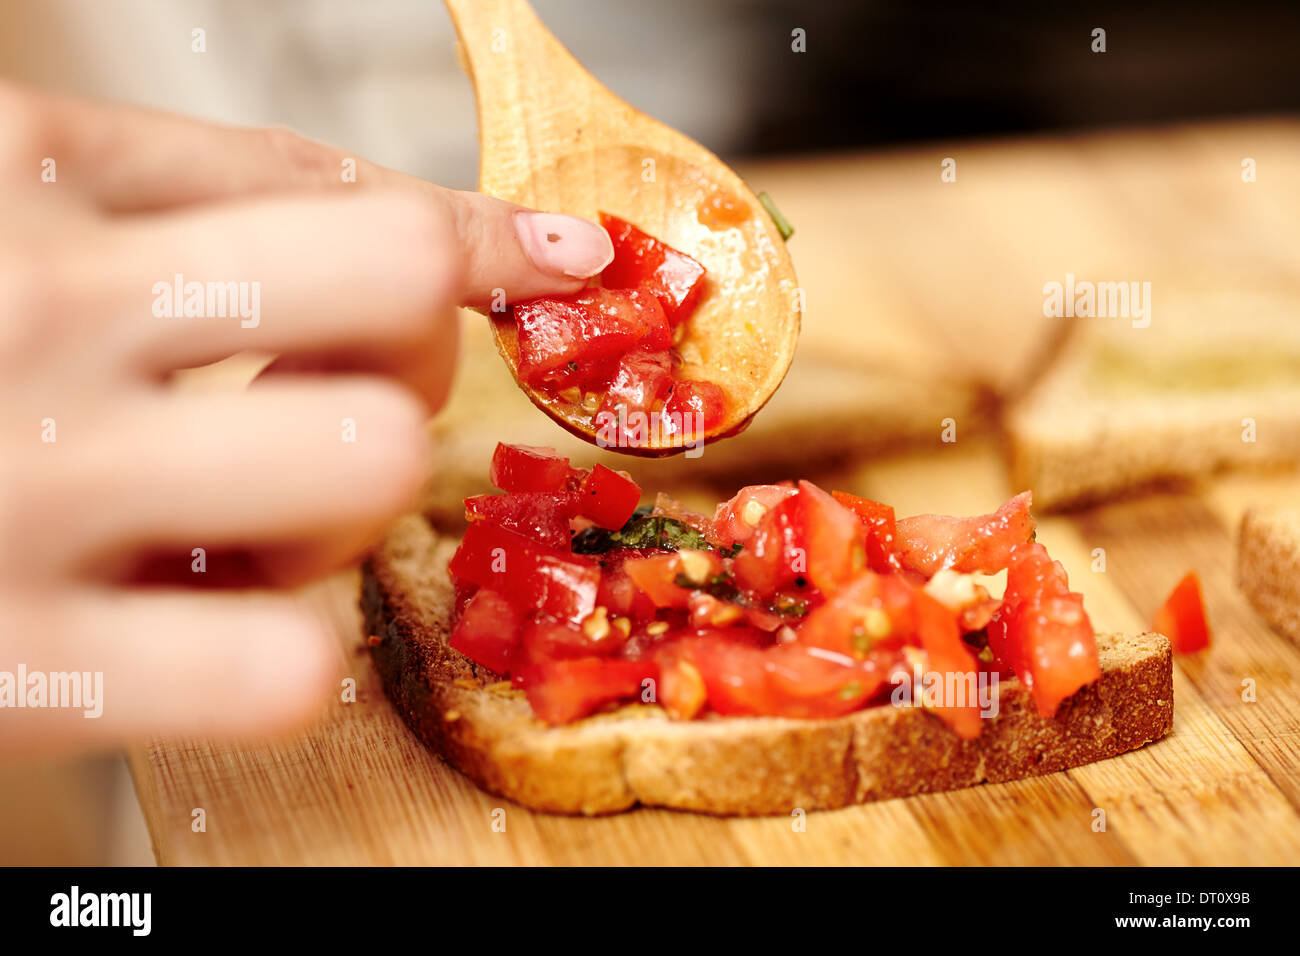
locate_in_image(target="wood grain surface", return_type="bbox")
[127,120,1300,865]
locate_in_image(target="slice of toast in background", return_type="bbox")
[1239,507,1300,644]
[1009,276,1300,511]
[361,514,1174,816]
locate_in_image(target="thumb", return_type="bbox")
[423,185,614,308]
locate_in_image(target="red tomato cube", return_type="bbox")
[488,443,578,493]
[513,288,657,386]
[464,490,575,551]
[662,380,727,437]
[599,212,707,323]
[575,463,641,529]
[449,522,599,624]
[448,588,520,675]
[1153,571,1212,653]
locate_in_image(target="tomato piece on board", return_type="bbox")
[448,522,599,624]
[575,463,642,530]
[662,380,728,438]
[831,490,901,573]
[894,491,1036,576]
[599,212,707,323]
[986,542,1100,717]
[521,657,654,724]
[1153,571,1212,653]
[489,443,580,493]
[449,588,520,675]
[514,288,658,386]
[464,490,575,550]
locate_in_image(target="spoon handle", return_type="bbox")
[444,0,612,197]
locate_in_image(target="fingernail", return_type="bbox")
[514,212,614,279]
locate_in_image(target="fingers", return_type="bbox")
[255,308,460,416]
[6,81,405,211]
[0,587,339,758]
[426,188,613,306]
[61,191,462,376]
[9,378,431,578]
[10,81,613,309]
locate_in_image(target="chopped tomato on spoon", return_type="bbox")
[507,215,725,450]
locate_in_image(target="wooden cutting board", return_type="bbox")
[127,121,1300,865]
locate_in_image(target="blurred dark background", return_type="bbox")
[675,0,1300,155]
[4,0,1298,188]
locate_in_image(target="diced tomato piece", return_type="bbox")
[575,463,641,530]
[894,491,1036,576]
[1153,571,1212,653]
[514,288,658,386]
[793,481,866,595]
[684,637,887,719]
[599,212,707,323]
[598,348,673,418]
[797,571,916,659]
[464,490,575,550]
[662,380,727,438]
[710,483,798,549]
[624,549,725,609]
[449,589,520,675]
[517,616,626,664]
[831,490,901,573]
[987,542,1100,717]
[732,494,802,596]
[959,595,1001,633]
[652,649,708,720]
[594,349,674,451]
[687,591,746,629]
[452,576,479,620]
[626,288,672,350]
[521,657,654,724]
[448,522,599,624]
[730,483,863,598]
[596,547,662,622]
[911,589,983,739]
[743,605,786,632]
[488,443,579,493]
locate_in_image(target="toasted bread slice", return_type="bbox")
[1008,279,1300,511]
[1239,508,1300,643]
[361,514,1174,815]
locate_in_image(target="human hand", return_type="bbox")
[0,80,613,757]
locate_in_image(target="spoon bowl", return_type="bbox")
[445,0,800,455]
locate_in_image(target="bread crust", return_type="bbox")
[362,514,1174,816]
[1239,508,1300,643]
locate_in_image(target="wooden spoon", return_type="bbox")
[444,0,801,457]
